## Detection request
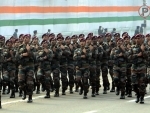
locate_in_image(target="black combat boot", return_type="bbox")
[79,88,83,95]
[27,95,33,103]
[127,90,132,97]
[54,89,59,97]
[19,89,23,97]
[44,90,50,98]
[41,84,45,92]
[116,87,120,95]
[70,86,73,94]
[135,95,140,103]
[10,89,15,98]
[36,84,40,94]
[91,88,96,97]
[120,90,125,99]
[103,87,107,94]
[62,88,66,95]
[83,92,88,99]
[95,87,99,95]
[140,96,144,104]
[22,90,26,100]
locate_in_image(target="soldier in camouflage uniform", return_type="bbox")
[36,40,53,98]
[73,38,92,99]
[99,35,110,94]
[16,34,35,103]
[129,34,147,104]
[105,33,116,92]
[14,39,22,97]
[89,36,99,97]
[71,35,80,92]
[123,35,132,97]
[51,37,62,97]
[110,38,127,99]
[58,36,71,95]
[65,36,75,94]
[95,35,104,95]
[2,39,16,98]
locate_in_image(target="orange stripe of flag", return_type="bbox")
[0,6,140,13]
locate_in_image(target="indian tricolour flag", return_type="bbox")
[0,0,150,37]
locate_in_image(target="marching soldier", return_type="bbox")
[16,34,35,103]
[58,36,71,95]
[51,37,62,97]
[110,38,127,99]
[65,36,75,94]
[36,40,53,98]
[123,35,132,97]
[73,38,92,99]
[129,34,147,104]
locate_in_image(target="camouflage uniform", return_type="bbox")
[73,39,92,99]
[36,40,53,98]
[59,43,71,95]
[16,41,35,103]
[100,42,110,94]
[66,37,76,94]
[111,38,127,99]
[2,40,16,98]
[51,43,62,97]
[89,36,98,97]
[129,34,147,103]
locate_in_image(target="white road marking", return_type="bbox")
[127,95,150,102]
[2,90,69,105]
[83,110,98,113]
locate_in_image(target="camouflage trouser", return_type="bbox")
[90,65,96,94]
[52,67,60,93]
[101,63,109,90]
[126,68,132,94]
[37,68,52,91]
[113,67,126,95]
[60,65,68,91]
[68,64,75,88]
[3,68,16,90]
[131,69,147,97]
[18,65,34,95]
[76,68,90,94]
[96,65,101,92]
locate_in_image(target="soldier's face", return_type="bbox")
[6,42,12,47]
[124,38,130,44]
[147,36,150,41]
[43,36,49,41]
[51,40,56,45]
[24,37,30,43]
[65,39,71,45]
[117,40,123,46]
[80,41,85,47]
[32,39,38,44]
[86,39,91,44]
[42,42,48,47]
[57,39,63,45]
[135,37,141,44]
[15,41,20,46]
[98,38,103,43]
[72,38,77,43]
[106,36,111,41]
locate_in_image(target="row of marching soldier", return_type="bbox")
[0,32,149,104]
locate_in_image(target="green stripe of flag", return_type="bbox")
[0,16,149,26]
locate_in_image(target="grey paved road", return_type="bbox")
[1,76,150,113]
